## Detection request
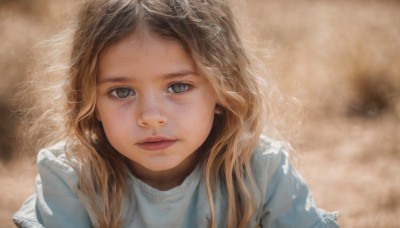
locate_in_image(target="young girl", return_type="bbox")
[14,0,339,227]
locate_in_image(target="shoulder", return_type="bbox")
[36,141,79,190]
[13,141,92,228]
[250,136,340,227]
[250,135,290,182]
[37,140,72,165]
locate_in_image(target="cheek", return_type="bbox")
[96,105,129,138]
[96,98,130,124]
[99,114,132,152]
[179,101,216,135]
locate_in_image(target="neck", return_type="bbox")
[129,152,200,191]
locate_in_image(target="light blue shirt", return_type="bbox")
[13,136,339,227]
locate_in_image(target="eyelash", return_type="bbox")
[107,82,193,100]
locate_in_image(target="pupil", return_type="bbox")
[172,84,186,93]
[116,88,131,98]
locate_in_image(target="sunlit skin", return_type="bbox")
[96,28,217,190]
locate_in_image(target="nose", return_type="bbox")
[137,95,167,128]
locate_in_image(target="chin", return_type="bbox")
[144,159,181,171]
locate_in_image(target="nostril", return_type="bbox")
[137,112,167,127]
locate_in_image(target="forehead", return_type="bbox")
[98,28,197,80]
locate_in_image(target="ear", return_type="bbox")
[214,104,223,115]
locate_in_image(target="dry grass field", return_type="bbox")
[1,0,399,227]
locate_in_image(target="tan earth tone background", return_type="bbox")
[0,0,399,227]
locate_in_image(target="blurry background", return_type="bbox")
[0,0,399,227]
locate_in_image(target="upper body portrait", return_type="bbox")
[13,0,339,227]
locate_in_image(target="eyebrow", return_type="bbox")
[98,70,198,85]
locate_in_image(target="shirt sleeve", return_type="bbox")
[13,144,92,228]
[254,138,339,228]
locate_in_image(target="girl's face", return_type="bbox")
[96,28,217,181]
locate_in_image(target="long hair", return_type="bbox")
[21,0,267,227]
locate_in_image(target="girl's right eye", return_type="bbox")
[109,87,135,99]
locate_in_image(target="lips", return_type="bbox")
[137,136,177,151]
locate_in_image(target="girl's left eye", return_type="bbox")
[166,83,191,94]
[109,87,135,98]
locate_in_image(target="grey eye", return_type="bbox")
[111,88,135,98]
[167,83,190,94]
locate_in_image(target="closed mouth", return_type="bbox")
[137,137,177,150]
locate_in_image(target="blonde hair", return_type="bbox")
[18,0,267,227]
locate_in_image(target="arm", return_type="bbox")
[13,145,92,228]
[254,138,339,228]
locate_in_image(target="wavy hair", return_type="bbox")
[20,0,268,227]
